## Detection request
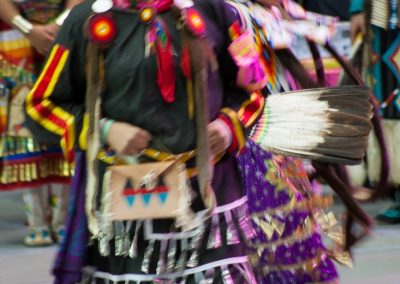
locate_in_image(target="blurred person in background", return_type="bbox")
[349,0,400,224]
[0,0,82,246]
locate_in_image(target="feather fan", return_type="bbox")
[250,86,373,165]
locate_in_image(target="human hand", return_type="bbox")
[27,23,59,55]
[350,13,365,43]
[207,119,232,156]
[106,121,152,156]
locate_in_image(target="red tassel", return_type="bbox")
[156,34,175,103]
[180,46,192,79]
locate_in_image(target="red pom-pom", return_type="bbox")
[184,8,206,38]
[88,13,117,45]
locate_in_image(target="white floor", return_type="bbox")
[1,191,400,284]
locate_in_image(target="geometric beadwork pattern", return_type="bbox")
[123,179,169,207]
[383,34,400,83]
[370,50,380,66]
[394,89,400,112]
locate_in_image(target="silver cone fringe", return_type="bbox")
[141,239,155,274]
[221,265,235,284]
[156,239,168,274]
[129,221,143,258]
[225,211,240,245]
[207,213,222,249]
[167,238,177,272]
[175,238,189,271]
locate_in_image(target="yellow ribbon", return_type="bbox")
[256,217,286,240]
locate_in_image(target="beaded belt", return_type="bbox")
[98,148,225,178]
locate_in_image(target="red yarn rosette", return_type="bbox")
[184,7,206,38]
[88,13,117,46]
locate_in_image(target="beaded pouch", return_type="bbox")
[105,161,193,222]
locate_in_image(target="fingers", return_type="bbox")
[133,128,152,149]
[123,127,152,155]
[37,43,52,55]
[45,24,59,38]
[106,121,152,156]
[29,25,56,55]
[210,140,225,155]
[207,122,230,155]
[130,135,150,151]
[350,14,365,43]
[124,144,144,156]
[136,129,152,142]
[42,33,55,54]
[207,128,219,145]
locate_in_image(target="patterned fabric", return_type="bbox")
[0,22,71,190]
[227,1,340,282]
[350,26,400,186]
[347,0,400,188]
[382,33,400,88]
[26,44,75,163]
[17,0,64,24]
[368,27,399,119]
[23,184,69,245]
[53,152,88,284]
[0,0,70,190]
[239,141,338,283]
[30,0,263,282]
[22,188,49,228]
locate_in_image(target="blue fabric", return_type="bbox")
[52,152,88,284]
[349,0,365,14]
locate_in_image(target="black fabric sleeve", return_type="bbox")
[24,2,90,159]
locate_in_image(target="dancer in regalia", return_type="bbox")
[226,0,343,282]
[0,0,81,246]
[349,0,400,224]
[25,0,262,282]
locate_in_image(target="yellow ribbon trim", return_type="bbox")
[79,113,89,150]
[26,44,75,161]
[97,147,226,179]
[186,79,194,119]
[248,216,316,249]
[237,92,265,128]
[261,250,326,273]
[220,107,246,152]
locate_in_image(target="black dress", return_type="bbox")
[25,0,260,282]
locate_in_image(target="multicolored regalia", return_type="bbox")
[227,0,344,283]
[0,0,72,246]
[0,1,72,190]
[347,0,400,203]
[25,0,263,282]
[24,0,373,282]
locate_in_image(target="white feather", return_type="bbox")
[251,87,372,164]
[257,94,329,149]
